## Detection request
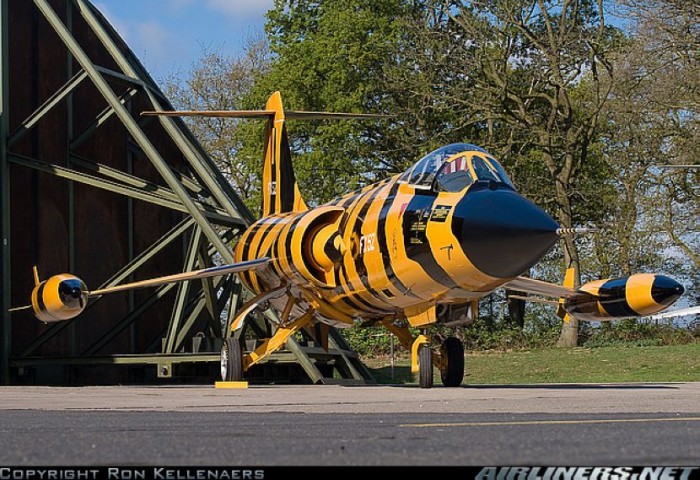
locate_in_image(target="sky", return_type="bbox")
[94,0,274,81]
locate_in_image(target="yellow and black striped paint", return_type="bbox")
[564,274,685,321]
[31,274,88,323]
[236,138,563,327]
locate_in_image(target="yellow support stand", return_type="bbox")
[214,381,249,389]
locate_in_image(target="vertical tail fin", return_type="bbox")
[33,266,41,287]
[261,92,308,217]
[556,267,575,323]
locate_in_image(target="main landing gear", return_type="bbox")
[383,321,465,388]
[415,335,465,388]
[221,338,243,382]
[439,336,465,387]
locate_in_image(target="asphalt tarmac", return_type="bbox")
[0,383,698,466]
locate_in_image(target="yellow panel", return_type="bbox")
[405,303,437,327]
[626,273,658,316]
[214,381,249,389]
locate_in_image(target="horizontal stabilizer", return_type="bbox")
[650,305,700,319]
[141,110,389,120]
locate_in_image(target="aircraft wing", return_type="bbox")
[650,305,700,320]
[89,258,270,296]
[504,276,579,299]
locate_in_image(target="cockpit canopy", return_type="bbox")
[399,143,515,192]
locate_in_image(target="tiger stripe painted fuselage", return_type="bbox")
[234,147,561,328]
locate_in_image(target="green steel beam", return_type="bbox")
[7,69,88,147]
[84,227,236,357]
[70,87,138,149]
[196,241,221,337]
[34,0,235,263]
[120,142,215,201]
[173,275,232,353]
[172,294,208,353]
[82,281,177,356]
[11,353,220,367]
[94,65,148,91]
[71,154,198,208]
[162,226,201,353]
[75,0,253,225]
[0,0,10,385]
[8,153,242,227]
[17,218,195,357]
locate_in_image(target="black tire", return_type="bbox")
[221,338,243,381]
[418,343,433,389]
[440,336,465,387]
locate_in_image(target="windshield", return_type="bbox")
[403,144,487,188]
[400,144,515,192]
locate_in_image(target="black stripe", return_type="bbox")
[36,282,47,315]
[350,186,394,309]
[338,262,387,314]
[403,193,460,289]
[283,215,306,278]
[271,228,284,275]
[278,126,295,212]
[253,218,278,259]
[267,128,277,216]
[239,226,256,263]
[376,180,416,297]
[334,193,367,290]
[598,278,638,317]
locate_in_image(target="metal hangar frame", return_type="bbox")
[0,0,372,385]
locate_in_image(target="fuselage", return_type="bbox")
[234,144,560,326]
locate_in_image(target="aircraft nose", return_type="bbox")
[452,186,559,278]
[58,278,88,309]
[652,275,684,306]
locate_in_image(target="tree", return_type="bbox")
[602,0,699,301]
[392,0,622,345]
[165,35,272,211]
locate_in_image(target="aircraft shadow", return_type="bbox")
[367,383,680,390]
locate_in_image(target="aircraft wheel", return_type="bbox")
[440,336,464,387]
[221,338,243,381]
[418,343,433,389]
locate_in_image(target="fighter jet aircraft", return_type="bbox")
[11,92,687,388]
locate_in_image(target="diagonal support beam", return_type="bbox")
[162,226,201,353]
[70,87,139,149]
[8,69,88,147]
[75,0,253,225]
[34,0,235,262]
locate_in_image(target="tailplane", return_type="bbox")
[142,91,387,216]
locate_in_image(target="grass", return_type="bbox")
[364,342,700,384]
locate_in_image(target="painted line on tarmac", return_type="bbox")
[400,417,700,428]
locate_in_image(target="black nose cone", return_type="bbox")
[652,275,684,306]
[59,278,88,309]
[452,188,559,278]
